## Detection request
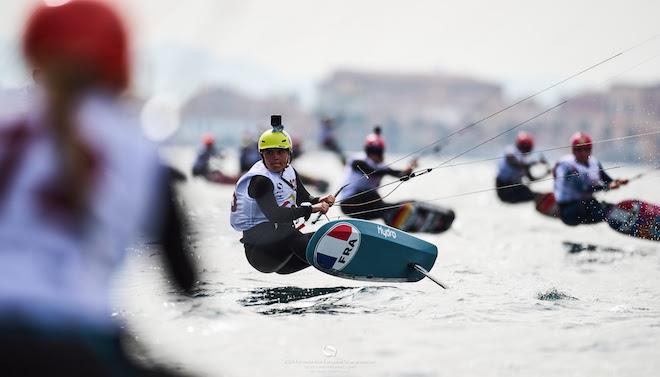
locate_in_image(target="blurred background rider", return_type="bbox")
[339,126,417,220]
[495,131,549,203]
[553,132,628,226]
[191,133,238,184]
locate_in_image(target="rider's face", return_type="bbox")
[574,147,591,164]
[369,152,384,163]
[262,148,289,172]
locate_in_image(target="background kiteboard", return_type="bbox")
[306,219,438,282]
[607,199,660,241]
[535,192,559,217]
[383,202,455,233]
[536,194,659,241]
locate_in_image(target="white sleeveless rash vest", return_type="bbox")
[230,160,297,231]
[553,154,603,203]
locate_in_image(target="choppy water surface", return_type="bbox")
[112,150,660,377]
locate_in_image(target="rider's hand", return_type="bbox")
[609,179,628,190]
[318,194,335,206]
[403,159,418,175]
[312,202,330,214]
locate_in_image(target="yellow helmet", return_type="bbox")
[258,115,293,152]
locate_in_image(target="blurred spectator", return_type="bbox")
[0,1,196,376]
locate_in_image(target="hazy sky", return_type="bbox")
[2,0,660,105]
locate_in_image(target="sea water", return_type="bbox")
[112,149,660,377]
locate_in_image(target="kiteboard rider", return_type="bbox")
[192,133,238,184]
[337,127,455,233]
[553,132,628,226]
[230,115,335,274]
[495,131,549,203]
[338,127,417,219]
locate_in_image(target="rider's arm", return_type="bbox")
[506,154,535,180]
[598,162,614,185]
[248,175,312,222]
[505,154,527,169]
[293,169,319,205]
[352,160,403,177]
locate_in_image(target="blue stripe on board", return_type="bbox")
[316,253,337,269]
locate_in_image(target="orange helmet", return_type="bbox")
[23,0,130,91]
[202,133,215,146]
[515,132,534,153]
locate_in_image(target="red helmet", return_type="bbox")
[23,0,130,91]
[364,133,385,155]
[570,132,592,153]
[202,133,215,146]
[515,132,534,153]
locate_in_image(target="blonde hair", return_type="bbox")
[44,64,99,218]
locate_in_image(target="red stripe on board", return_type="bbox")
[327,224,352,241]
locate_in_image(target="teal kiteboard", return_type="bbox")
[306,219,446,287]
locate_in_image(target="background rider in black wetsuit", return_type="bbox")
[339,128,416,219]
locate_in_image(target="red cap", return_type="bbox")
[570,132,592,153]
[515,132,534,153]
[23,0,130,91]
